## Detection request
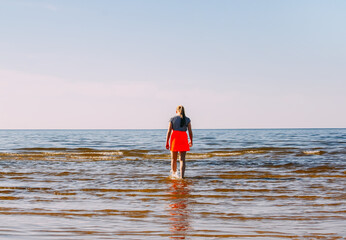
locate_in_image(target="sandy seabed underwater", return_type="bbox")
[0,129,345,239]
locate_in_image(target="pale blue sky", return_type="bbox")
[1,0,345,129]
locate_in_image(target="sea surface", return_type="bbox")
[0,129,345,239]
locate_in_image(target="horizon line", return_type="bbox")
[1,128,345,130]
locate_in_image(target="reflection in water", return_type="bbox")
[167,179,192,239]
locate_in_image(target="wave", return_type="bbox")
[302,150,326,155]
[0,147,331,161]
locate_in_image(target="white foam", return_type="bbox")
[303,150,322,155]
[100,151,123,156]
[170,171,180,179]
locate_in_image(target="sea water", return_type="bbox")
[0,129,345,239]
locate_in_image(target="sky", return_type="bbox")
[0,0,345,129]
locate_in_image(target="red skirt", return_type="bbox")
[170,130,190,152]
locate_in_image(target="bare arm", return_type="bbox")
[188,122,193,147]
[166,122,173,150]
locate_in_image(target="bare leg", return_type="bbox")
[179,151,186,179]
[171,151,178,175]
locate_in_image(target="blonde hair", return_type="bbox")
[176,105,186,127]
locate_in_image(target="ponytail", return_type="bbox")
[177,105,186,127]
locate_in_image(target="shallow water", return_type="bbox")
[0,129,345,239]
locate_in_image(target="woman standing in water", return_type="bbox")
[166,105,193,179]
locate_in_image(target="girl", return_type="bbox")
[166,105,193,179]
